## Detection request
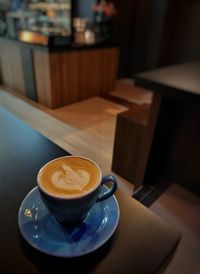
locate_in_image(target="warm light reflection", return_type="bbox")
[24,208,32,218]
[19,31,48,45]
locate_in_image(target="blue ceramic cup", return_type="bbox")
[37,156,117,226]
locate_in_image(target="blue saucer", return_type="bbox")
[18,186,120,257]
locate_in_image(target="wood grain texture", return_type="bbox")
[101,48,119,95]
[33,50,52,107]
[112,103,153,186]
[112,111,147,185]
[33,48,119,108]
[0,41,25,95]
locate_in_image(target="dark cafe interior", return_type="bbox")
[0,0,200,273]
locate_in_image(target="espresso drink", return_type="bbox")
[38,157,101,198]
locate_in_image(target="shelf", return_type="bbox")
[29,2,71,11]
[39,15,70,23]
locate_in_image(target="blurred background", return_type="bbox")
[1,0,200,78]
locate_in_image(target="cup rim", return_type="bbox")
[37,155,102,200]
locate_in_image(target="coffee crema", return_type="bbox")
[38,157,101,198]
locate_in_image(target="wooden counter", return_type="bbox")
[0,37,119,108]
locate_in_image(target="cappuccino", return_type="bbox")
[38,156,101,198]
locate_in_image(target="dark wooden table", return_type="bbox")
[134,61,200,196]
[0,107,180,274]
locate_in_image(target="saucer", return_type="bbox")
[18,186,120,257]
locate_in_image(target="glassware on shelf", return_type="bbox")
[7,0,72,38]
[73,18,97,46]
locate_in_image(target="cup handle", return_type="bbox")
[96,175,117,202]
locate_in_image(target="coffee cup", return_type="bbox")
[37,156,117,226]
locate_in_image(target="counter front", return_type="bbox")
[0,37,119,108]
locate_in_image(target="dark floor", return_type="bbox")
[150,184,200,274]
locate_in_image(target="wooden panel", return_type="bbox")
[112,111,147,185]
[0,41,25,94]
[32,47,118,108]
[47,50,79,107]
[62,50,81,104]
[48,48,119,108]
[33,50,52,107]
[79,50,103,100]
[112,104,153,186]
[101,48,119,95]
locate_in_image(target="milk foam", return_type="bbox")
[51,164,90,191]
[38,156,101,198]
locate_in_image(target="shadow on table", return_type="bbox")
[18,229,118,274]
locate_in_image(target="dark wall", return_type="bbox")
[111,0,139,77]
[73,0,96,18]
[182,1,200,62]
[145,0,168,70]
[129,0,159,74]
[112,0,167,77]
[112,0,200,77]
[159,0,200,66]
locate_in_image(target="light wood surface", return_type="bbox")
[111,79,153,105]
[33,48,119,108]
[0,87,134,195]
[0,41,25,95]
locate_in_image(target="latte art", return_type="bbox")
[51,165,90,191]
[38,156,101,198]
